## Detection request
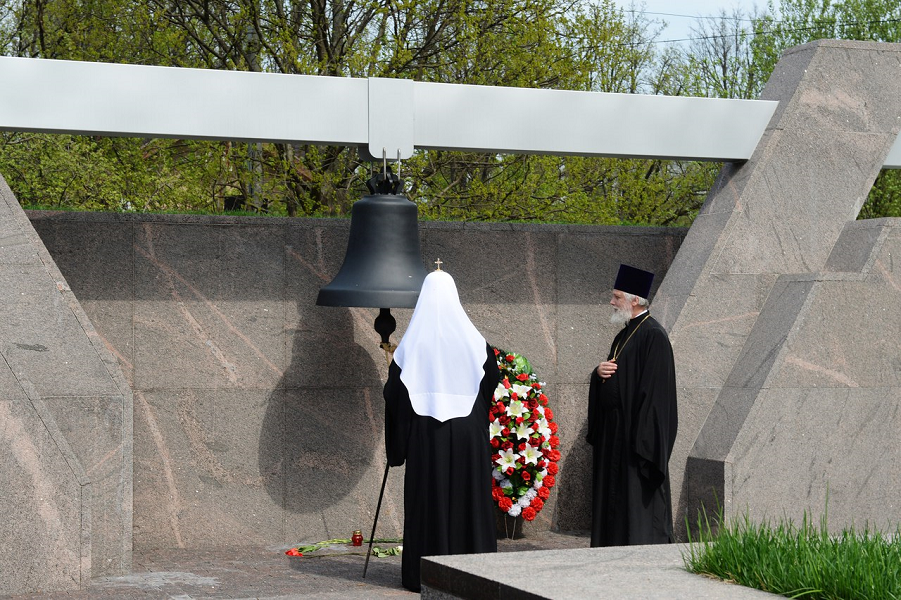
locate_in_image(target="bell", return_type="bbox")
[316,172,427,309]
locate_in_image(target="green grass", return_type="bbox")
[683,510,901,599]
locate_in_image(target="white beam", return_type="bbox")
[885,131,901,169]
[0,56,369,146]
[0,56,784,163]
[413,81,776,161]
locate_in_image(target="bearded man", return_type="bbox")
[586,264,678,547]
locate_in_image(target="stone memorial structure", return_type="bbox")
[653,40,901,535]
[0,39,900,595]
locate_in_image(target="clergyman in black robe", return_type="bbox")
[383,269,500,592]
[587,264,678,547]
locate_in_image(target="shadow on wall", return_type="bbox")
[259,303,384,513]
[554,420,593,531]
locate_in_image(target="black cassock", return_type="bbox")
[586,314,678,547]
[384,343,500,592]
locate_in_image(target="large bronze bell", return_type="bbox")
[316,167,427,310]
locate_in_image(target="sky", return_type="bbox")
[612,1,770,46]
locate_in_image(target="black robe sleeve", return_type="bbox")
[586,370,602,446]
[632,325,678,487]
[479,343,501,408]
[586,327,625,446]
[384,360,412,467]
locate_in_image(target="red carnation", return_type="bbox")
[549,450,561,461]
[516,373,529,381]
[549,422,558,434]
[537,460,546,468]
[499,497,513,512]
[545,407,554,420]
[285,548,303,556]
[549,435,560,448]
[503,378,511,389]
[538,486,550,500]
[521,471,531,481]
[522,507,537,521]
[543,475,556,488]
[532,382,542,389]
[547,462,559,475]
[539,394,548,405]
[506,354,515,362]
[530,497,544,511]
[492,487,506,501]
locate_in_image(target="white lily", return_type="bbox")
[494,383,509,399]
[511,383,532,398]
[535,419,552,440]
[514,421,533,440]
[495,448,518,471]
[507,399,526,418]
[521,444,542,465]
[489,419,504,439]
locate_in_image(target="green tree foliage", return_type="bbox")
[1,0,898,223]
[0,0,718,224]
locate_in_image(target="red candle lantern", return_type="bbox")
[351,530,364,546]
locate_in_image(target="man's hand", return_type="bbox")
[596,360,617,379]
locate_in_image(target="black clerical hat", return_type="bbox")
[614,264,654,299]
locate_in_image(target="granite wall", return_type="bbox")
[25,209,683,557]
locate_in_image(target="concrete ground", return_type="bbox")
[2,530,592,599]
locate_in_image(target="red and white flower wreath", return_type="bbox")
[490,348,560,521]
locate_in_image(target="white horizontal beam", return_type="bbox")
[0,56,369,146]
[885,132,901,169]
[413,82,776,161]
[0,56,784,163]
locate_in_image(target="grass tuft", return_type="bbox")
[683,509,901,600]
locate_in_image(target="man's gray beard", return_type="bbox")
[610,306,632,326]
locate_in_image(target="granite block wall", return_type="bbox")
[27,210,684,554]
[727,219,901,530]
[653,39,901,535]
[0,177,133,595]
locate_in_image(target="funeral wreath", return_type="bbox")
[490,348,559,521]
